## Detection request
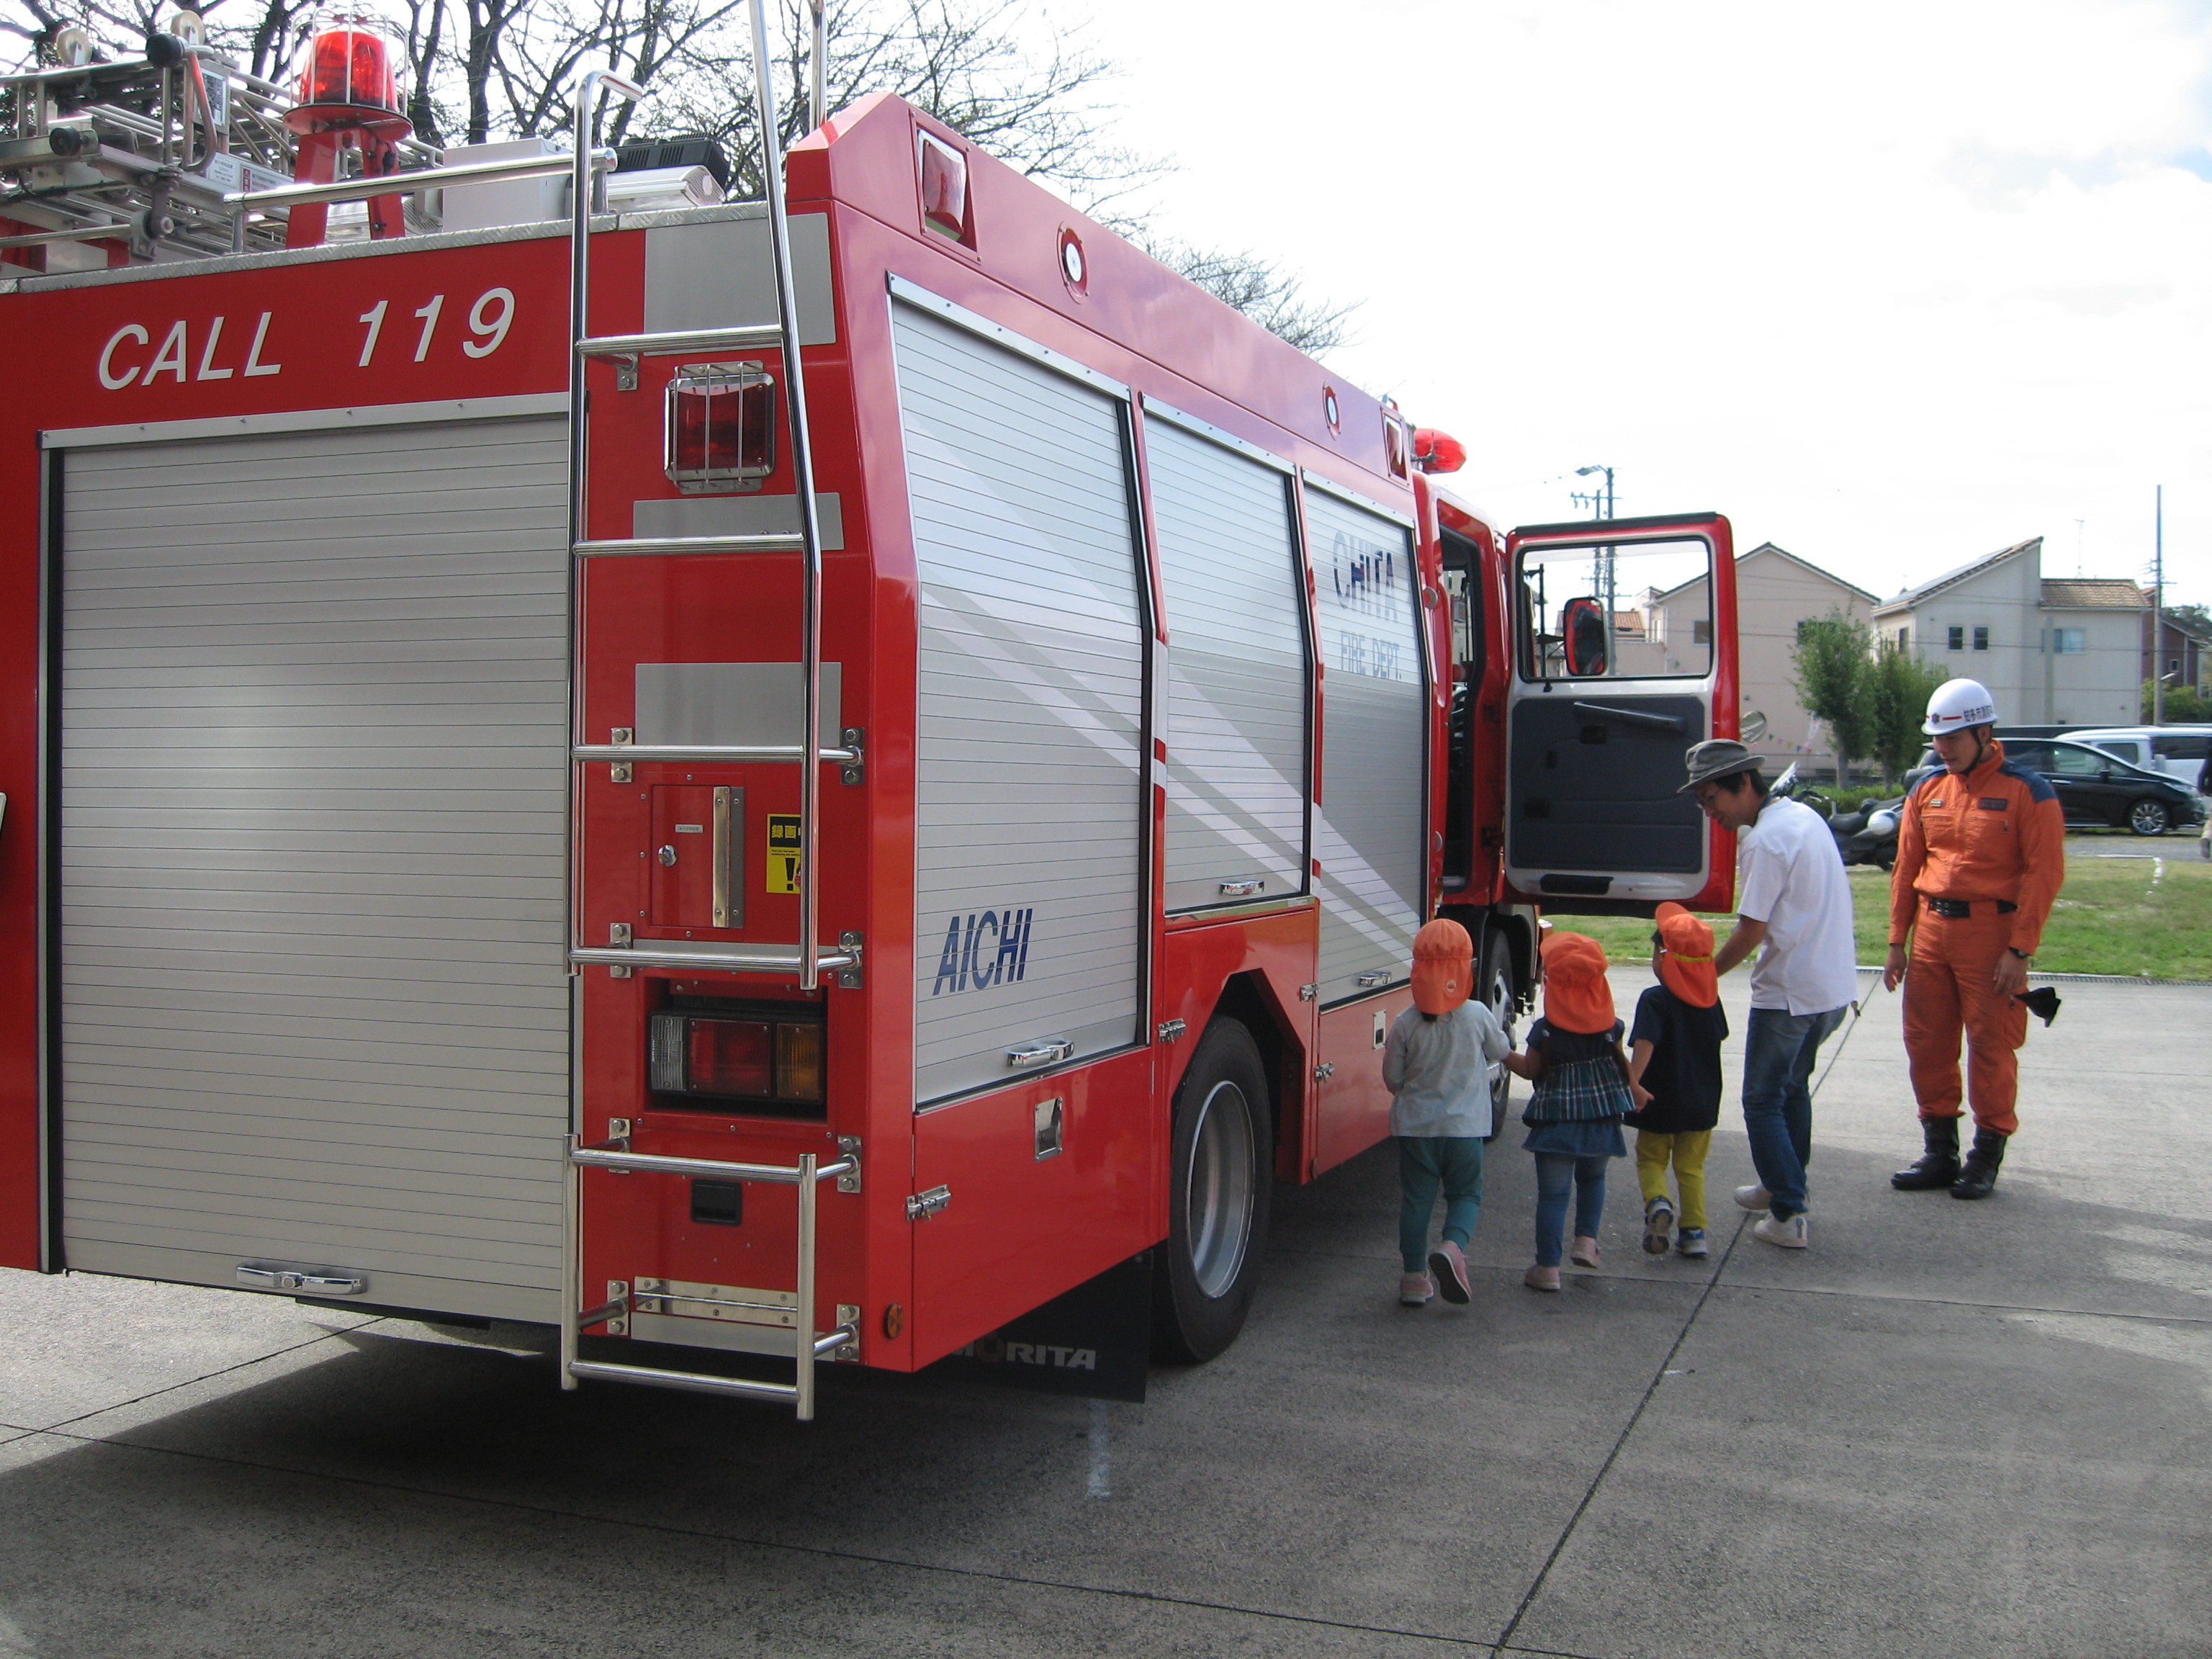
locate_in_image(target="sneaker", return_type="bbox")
[1676,1227,1709,1259]
[1427,1241,1472,1305]
[1642,1197,1675,1255]
[1569,1235,1601,1269]
[1399,1271,1435,1306]
[1752,1213,1809,1250]
[1524,1264,1561,1292]
[1733,1184,1772,1213]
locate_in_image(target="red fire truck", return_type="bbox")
[0,16,1735,1416]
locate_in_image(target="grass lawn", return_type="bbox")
[1559,835,2212,981]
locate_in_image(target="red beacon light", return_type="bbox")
[917,130,971,243]
[282,12,413,248]
[665,362,778,493]
[1413,428,1467,474]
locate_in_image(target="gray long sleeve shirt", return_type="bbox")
[1382,1000,1513,1139]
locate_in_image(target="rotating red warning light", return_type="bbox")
[287,12,410,138]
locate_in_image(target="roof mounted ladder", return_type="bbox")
[556,4,851,1416]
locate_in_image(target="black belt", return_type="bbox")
[1924,896,2016,920]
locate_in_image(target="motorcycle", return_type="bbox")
[1769,763,1902,870]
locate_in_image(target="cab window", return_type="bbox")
[1518,536,1713,680]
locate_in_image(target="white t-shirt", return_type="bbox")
[1736,795,1860,1015]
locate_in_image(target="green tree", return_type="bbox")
[1791,608,1874,783]
[1866,644,1947,785]
[2145,680,2211,723]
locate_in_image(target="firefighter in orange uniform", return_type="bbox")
[1883,678,2066,1199]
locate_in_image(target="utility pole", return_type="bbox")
[1574,464,1615,670]
[2154,485,2165,727]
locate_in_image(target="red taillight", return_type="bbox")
[918,130,969,241]
[689,1019,773,1097]
[665,363,775,494]
[649,1010,824,1107]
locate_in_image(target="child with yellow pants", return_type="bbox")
[1625,903,1729,1259]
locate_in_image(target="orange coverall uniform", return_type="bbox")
[1888,741,2066,1135]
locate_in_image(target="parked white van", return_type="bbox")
[2067,727,2212,792]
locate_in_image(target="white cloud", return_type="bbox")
[1077,0,2212,604]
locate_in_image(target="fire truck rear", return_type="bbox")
[0,14,1737,1415]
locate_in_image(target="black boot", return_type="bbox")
[1892,1117,1961,1190]
[1949,1128,2008,1200]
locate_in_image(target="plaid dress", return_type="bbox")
[1521,1018,1632,1158]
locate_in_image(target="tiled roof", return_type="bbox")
[1874,537,2041,613]
[2041,579,2149,609]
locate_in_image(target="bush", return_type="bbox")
[2144,680,2211,723]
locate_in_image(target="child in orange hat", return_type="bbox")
[1384,919,1514,1307]
[1505,930,1638,1291]
[1625,903,1730,1259]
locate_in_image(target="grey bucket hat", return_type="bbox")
[1679,738,1766,792]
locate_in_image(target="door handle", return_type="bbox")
[1569,701,1686,733]
[711,786,743,928]
[657,845,678,866]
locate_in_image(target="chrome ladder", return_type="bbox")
[554,4,858,1418]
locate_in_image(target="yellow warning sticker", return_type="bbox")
[766,814,802,894]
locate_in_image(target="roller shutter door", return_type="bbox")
[894,300,1148,1105]
[1307,485,1427,1002]
[1146,413,1310,912]
[57,416,571,1321]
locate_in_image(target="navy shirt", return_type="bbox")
[1624,983,1728,1136]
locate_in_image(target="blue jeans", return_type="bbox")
[1399,1136,1485,1271]
[1741,1004,1848,1220]
[1532,1154,1609,1267]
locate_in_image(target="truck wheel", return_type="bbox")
[1478,927,1519,1139]
[2130,800,2171,837]
[1154,1018,1273,1364]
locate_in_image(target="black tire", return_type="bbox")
[1477,926,1519,1140]
[1154,1018,1273,1364]
[2130,799,2171,837]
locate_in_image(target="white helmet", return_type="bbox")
[1923,677,1997,736]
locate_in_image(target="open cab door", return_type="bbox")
[1502,513,1737,915]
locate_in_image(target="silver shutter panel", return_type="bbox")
[893,302,1147,1105]
[1306,486,1427,1001]
[58,417,570,1320]
[1145,416,1308,912]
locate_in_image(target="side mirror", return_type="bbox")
[1560,595,1608,678]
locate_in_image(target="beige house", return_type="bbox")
[1640,542,1877,777]
[1871,538,2146,729]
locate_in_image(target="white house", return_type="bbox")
[1871,537,2146,729]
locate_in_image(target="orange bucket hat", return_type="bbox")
[1411,918,1474,1016]
[1539,930,1616,1035]
[1653,902,1718,1007]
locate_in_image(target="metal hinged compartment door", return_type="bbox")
[1502,511,1737,913]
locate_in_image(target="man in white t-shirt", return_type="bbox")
[1683,740,1860,1250]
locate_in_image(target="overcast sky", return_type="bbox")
[1077,0,2211,610]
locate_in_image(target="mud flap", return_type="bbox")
[925,1249,1152,1403]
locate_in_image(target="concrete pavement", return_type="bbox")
[1,971,2207,1658]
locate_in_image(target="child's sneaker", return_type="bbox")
[1427,1241,1472,1305]
[1399,1270,1435,1305]
[1642,1196,1674,1254]
[1523,1264,1561,1292]
[1676,1227,1709,1259]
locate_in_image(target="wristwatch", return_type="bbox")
[2008,948,2030,960]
